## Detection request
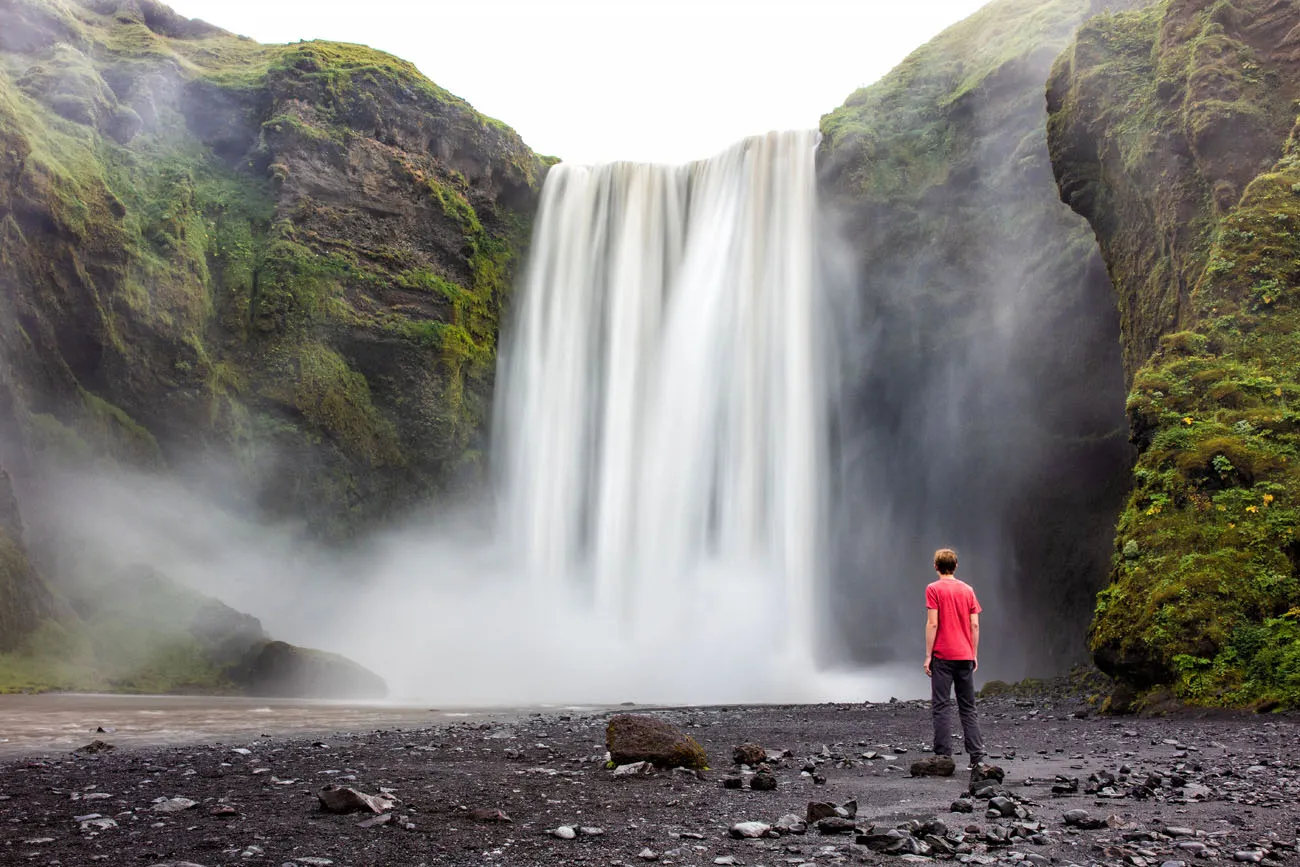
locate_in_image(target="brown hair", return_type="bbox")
[934,548,958,575]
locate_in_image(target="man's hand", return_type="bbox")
[923,656,932,677]
[972,658,979,673]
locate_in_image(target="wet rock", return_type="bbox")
[816,816,857,834]
[317,785,393,814]
[606,714,708,770]
[749,769,777,791]
[733,742,767,765]
[911,755,956,777]
[612,760,656,778]
[729,821,771,838]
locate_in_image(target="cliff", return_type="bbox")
[0,0,544,690]
[818,0,1136,674]
[1049,0,1300,707]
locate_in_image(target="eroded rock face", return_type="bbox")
[605,714,709,770]
[817,0,1136,674]
[1048,0,1300,705]
[0,0,545,669]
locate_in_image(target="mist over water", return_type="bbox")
[44,131,916,705]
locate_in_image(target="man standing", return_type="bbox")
[923,548,985,767]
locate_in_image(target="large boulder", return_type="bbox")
[605,714,708,770]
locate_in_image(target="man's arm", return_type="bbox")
[970,612,980,671]
[924,609,938,676]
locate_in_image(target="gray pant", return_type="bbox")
[931,658,985,760]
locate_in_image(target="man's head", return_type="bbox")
[933,548,958,576]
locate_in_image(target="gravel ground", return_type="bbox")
[2,694,1297,866]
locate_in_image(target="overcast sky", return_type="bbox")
[165,0,990,164]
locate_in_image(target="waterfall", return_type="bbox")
[495,130,827,667]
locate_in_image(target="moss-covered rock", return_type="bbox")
[0,0,545,680]
[605,714,709,770]
[1048,0,1300,707]
[818,0,1138,670]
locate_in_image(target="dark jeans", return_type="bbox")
[931,658,984,760]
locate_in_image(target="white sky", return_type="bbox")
[165,0,990,164]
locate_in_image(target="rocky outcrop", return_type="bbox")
[0,0,543,687]
[235,640,386,699]
[0,0,545,540]
[1048,0,1300,706]
[818,0,1137,673]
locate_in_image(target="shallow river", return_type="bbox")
[0,694,553,757]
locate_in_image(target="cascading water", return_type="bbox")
[495,129,827,671]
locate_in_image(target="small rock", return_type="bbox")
[911,755,956,777]
[721,776,743,789]
[729,821,771,839]
[714,858,739,866]
[1232,852,1264,864]
[816,816,857,835]
[468,807,512,823]
[578,827,604,837]
[613,761,656,778]
[317,785,392,815]
[550,826,576,840]
[988,796,1017,817]
[749,770,777,791]
[74,740,115,755]
[638,847,660,861]
[79,817,117,832]
[950,798,975,813]
[733,743,767,765]
[356,813,392,829]
[774,813,807,834]
[970,763,1005,785]
[152,797,198,813]
[210,805,239,818]
[806,801,837,823]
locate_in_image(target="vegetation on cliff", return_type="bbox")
[818,0,1134,672]
[0,0,544,691]
[1049,0,1300,708]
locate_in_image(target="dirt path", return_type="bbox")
[2,694,1297,866]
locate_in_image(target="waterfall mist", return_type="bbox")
[38,131,916,705]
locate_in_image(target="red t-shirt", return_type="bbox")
[926,578,982,661]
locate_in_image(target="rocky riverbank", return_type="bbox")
[1,694,1297,866]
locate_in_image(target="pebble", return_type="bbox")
[729,821,771,838]
[638,848,659,861]
[550,825,576,839]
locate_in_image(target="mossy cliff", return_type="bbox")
[0,0,544,687]
[818,0,1137,672]
[1049,0,1300,707]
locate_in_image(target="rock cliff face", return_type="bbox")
[818,0,1135,674]
[1049,0,1300,706]
[0,0,543,687]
